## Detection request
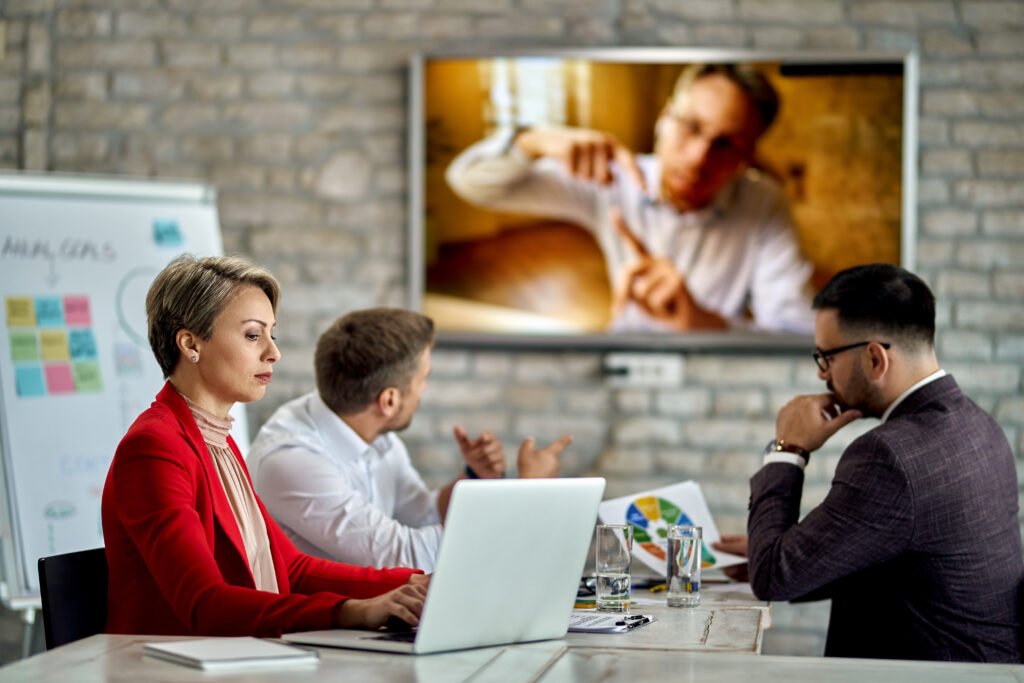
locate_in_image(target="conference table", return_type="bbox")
[3,585,1021,682]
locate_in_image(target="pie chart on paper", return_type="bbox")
[626,495,716,569]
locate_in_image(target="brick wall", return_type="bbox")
[1,0,1022,659]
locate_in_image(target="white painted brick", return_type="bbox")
[995,271,1024,299]
[614,389,652,414]
[27,20,50,74]
[596,446,656,476]
[917,117,949,145]
[979,30,1024,54]
[246,13,303,35]
[58,40,156,68]
[752,26,803,48]
[935,269,991,297]
[922,27,976,56]
[863,29,920,51]
[739,0,842,22]
[188,15,244,39]
[246,72,296,98]
[996,397,1024,423]
[280,44,336,68]
[921,208,978,236]
[611,416,681,446]
[962,2,1024,28]
[210,165,265,190]
[56,9,112,37]
[978,150,1024,176]
[239,134,291,163]
[179,135,236,163]
[692,24,746,46]
[160,103,219,129]
[654,388,710,417]
[227,44,280,69]
[423,379,502,409]
[953,179,1024,207]
[653,24,692,44]
[565,388,609,415]
[117,11,187,37]
[653,448,706,476]
[187,74,243,100]
[996,335,1024,360]
[713,389,768,417]
[317,104,403,132]
[54,101,151,128]
[803,27,860,49]
[54,72,107,100]
[984,211,1024,236]
[164,42,222,67]
[224,102,309,129]
[922,89,979,116]
[917,177,950,204]
[219,194,319,226]
[703,450,761,478]
[944,362,1022,392]
[851,1,957,25]
[685,357,795,386]
[113,70,186,99]
[938,329,993,360]
[682,419,775,449]
[472,352,513,379]
[953,121,1024,146]
[956,302,1024,330]
[502,385,558,412]
[651,0,735,19]
[915,238,955,267]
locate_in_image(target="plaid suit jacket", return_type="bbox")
[748,375,1022,662]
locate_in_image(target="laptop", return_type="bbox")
[283,477,606,655]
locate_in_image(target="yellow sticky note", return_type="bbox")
[39,330,70,361]
[6,297,36,327]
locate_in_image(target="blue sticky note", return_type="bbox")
[153,219,183,247]
[35,297,64,327]
[68,329,98,360]
[15,365,46,397]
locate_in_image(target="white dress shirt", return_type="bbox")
[446,127,815,334]
[249,392,442,572]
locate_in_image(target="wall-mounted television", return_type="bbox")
[408,48,917,350]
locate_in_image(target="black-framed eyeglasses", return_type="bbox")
[813,341,891,371]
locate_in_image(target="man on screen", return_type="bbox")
[249,308,571,572]
[446,63,815,334]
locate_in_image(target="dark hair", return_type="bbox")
[315,308,435,415]
[146,254,280,378]
[812,264,935,350]
[671,63,781,136]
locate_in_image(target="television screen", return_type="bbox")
[409,48,917,349]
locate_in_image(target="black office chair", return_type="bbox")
[38,547,108,649]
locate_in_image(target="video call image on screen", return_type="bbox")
[412,50,913,345]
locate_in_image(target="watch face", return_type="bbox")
[763,439,778,455]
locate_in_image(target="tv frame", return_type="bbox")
[408,47,918,352]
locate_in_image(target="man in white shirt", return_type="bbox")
[249,308,570,572]
[445,63,814,334]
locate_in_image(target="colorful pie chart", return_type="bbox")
[626,495,716,568]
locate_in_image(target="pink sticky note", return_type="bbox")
[64,296,92,326]
[45,364,76,394]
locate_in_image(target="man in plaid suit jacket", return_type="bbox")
[746,264,1022,662]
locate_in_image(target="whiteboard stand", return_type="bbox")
[0,170,245,621]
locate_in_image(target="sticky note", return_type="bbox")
[64,296,92,326]
[73,362,103,392]
[45,364,76,394]
[153,219,183,247]
[68,329,98,360]
[40,330,70,361]
[15,365,46,397]
[114,342,144,376]
[10,331,39,361]
[35,297,64,327]
[6,297,35,327]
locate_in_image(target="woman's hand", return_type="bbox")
[333,581,427,630]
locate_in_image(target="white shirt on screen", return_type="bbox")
[249,392,442,572]
[445,127,815,334]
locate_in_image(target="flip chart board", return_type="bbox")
[0,172,250,606]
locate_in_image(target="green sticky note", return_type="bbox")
[72,362,103,392]
[10,331,39,361]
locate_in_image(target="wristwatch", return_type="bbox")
[763,439,811,461]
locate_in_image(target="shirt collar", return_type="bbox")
[309,393,394,459]
[880,368,947,423]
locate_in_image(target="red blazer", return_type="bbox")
[102,382,419,636]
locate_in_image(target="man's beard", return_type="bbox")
[828,367,881,418]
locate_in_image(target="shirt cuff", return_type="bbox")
[762,452,808,469]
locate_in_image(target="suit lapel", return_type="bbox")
[156,383,252,581]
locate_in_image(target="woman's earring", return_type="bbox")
[190,354,199,363]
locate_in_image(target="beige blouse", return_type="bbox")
[184,397,279,594]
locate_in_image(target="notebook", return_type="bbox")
[143,637,318,671]
[283,477,606,655]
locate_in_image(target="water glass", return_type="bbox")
[666,525,701,607]
[595,524,632,612]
